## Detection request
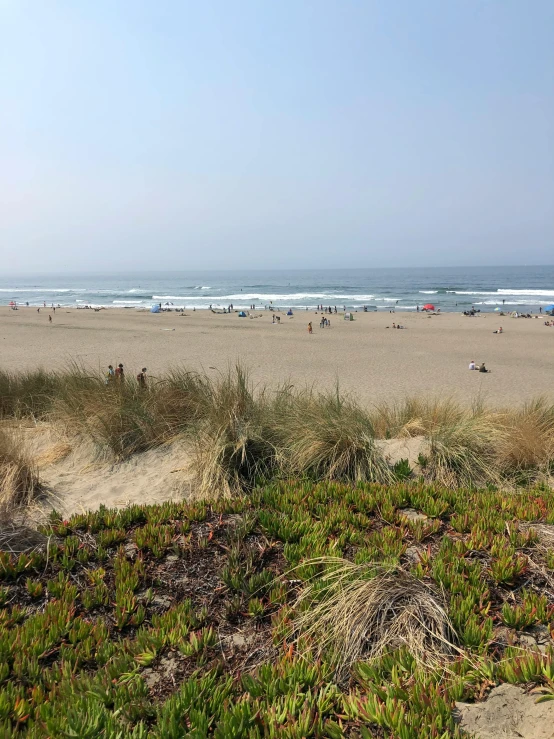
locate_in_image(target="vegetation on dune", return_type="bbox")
[3,365,554,491]
[0,480,554,736]
[0,429,40,518]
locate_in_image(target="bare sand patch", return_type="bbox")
[456,683,554,739]
[20,426,193,517]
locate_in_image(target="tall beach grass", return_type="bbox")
[2,365,554,492]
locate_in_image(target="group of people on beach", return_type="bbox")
[105,364,148,387]
[317,305,338,313]
[469,360,489,373]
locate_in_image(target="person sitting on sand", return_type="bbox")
[469,360,476,370]
[479,362,489,373]
[392,322,396,329]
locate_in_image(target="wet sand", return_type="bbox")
[1,307,553,406]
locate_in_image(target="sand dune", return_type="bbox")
[22,425,192,517]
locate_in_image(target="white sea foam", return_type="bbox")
[419,290,438,294]
[152,293,377,302]
[0,288,82,292]
[448,289,554,296]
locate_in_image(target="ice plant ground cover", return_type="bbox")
[2,481,554,736]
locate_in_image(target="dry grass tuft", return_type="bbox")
[35,442,73,467]
[496,398,554,480]
[278,389,394,484]
[427,413,504,487]
[292,558,456,675]
[371,397,466,439]
[191,365,278,497]
[0,428,41,517]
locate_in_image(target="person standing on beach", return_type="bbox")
[48,315,52,323]
[137,368,147,388]
[106,365,115,384]
[308,322,313,334]
[115,364,124,382]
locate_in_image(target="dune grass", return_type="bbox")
[292,558,456,675]
[191,366,279,496]
[0,427,41,517]
[276,388,394,484]
[2,365,554,491]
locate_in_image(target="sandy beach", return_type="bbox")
[2,306,553,406]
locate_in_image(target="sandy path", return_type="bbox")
[2,307,553,406]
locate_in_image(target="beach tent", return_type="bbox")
[238,311,247,317]
[150,305,160,313]
[344,312,354,321]
[423,304,435,311]
[545,305,554,314]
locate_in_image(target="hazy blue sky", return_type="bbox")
[1,0,552,271]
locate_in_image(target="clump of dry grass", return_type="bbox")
[191,365,278,497]
[292,558,456,676]
[35,442,73,467]
[370,397,467,439]
[277,389,394,483]
[0,428,41,516]
[496,398,554,480]
[427,413,505,487]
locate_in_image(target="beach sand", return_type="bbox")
[2,306,553,406]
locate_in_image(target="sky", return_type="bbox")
[1,0,553,272]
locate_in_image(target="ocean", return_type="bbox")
[1,266,554,313]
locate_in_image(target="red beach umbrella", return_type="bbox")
[423,303,435,311]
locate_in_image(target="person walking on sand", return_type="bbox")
[308,322,313,334]
[48,314,52,323]
[137,368,147,388]
[115,363,124,382]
